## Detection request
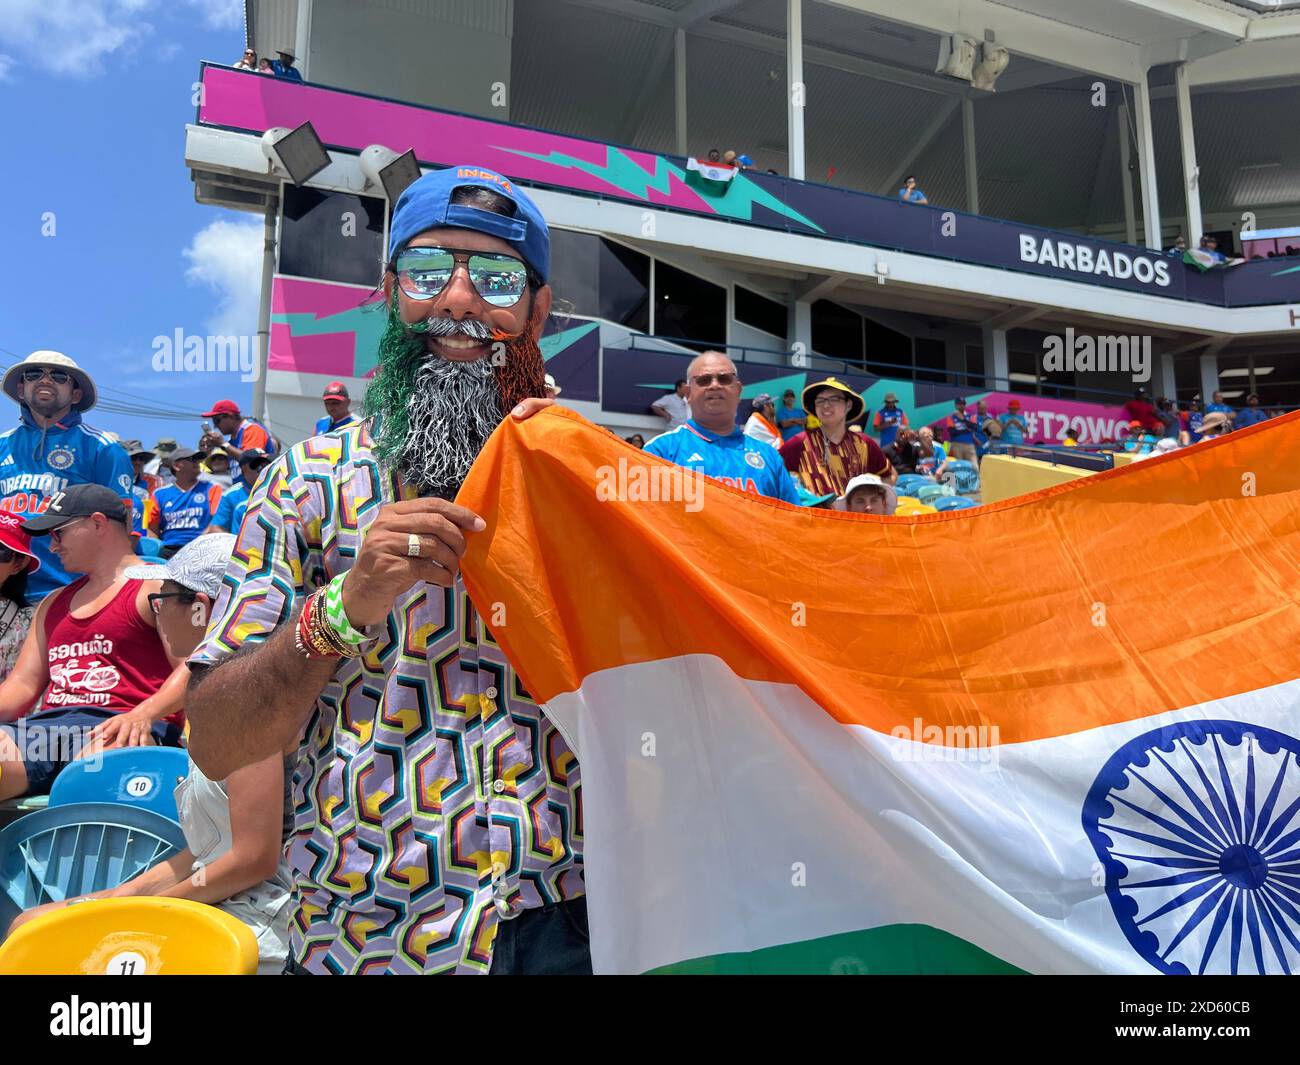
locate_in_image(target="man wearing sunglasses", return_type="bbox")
[0,485,187,802]
[0,351,134,605]
[644,352,804,505]
[186,166,586,976]
[207,450,270,534]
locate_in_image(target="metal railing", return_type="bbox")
[625,333,1146,405]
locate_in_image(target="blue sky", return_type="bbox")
[0,1,262,447]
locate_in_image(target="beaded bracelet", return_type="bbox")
[324,572,370,647]
[294,587,357,659]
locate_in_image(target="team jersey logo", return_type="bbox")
[687,452,705,463]
[744,451,765,469]
[47,448,75,471]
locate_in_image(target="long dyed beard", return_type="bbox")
[365,290,547,495]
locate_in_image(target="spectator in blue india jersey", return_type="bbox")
[644,351,803,505]
[314,381,358,435]
[0,351,133,603]
[149,449,224,559]
[872,392,908,449]
[207,450,271,534]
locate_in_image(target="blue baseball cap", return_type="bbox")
[387,165,551,283]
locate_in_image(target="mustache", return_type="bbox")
[403,316,506,342]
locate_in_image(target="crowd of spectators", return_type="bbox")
[644,368,1284,507]
[0,358,367,968]
[233,46,303,81]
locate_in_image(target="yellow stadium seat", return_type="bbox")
[894,497,939,516]
[0,897,258,975]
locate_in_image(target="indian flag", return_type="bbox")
[685,157,738,195]
[459,408,1300,975]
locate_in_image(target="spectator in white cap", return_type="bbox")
[0,351,133,603]
[836,474,898,516]
[742,392,782,450]
[544,373,562,399]
[8,534,295,973]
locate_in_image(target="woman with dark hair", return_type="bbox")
[0,513,40,683]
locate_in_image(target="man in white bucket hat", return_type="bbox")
[0,352,133,602]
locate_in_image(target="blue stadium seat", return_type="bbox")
[894,474,931,496]
[49,747,190,823]
[0,803,186,933]
[933,495,979,511]
[915,482,956,504]
[943,459,981,494]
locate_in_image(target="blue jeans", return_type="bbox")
[281,898,594,975]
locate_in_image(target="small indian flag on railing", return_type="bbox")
[685,157,737,195]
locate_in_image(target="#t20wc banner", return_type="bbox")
[460,407,1300,975]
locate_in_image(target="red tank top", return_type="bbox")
[41,577,181,723]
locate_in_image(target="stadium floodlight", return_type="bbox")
[971,43,1010,92]
[260,122,330,186]
[935,33,978,80]
[360,145,422,202]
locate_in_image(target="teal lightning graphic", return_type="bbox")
[495,144,824,233]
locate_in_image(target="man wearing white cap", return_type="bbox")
[836,473,898,516]
[0,352,133,603]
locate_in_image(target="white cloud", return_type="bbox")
[0,1,156,78]
[186,0,242,31]
[0,55,14,81]
[182,216,264,339]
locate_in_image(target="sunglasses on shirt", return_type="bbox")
[391,247,533,308]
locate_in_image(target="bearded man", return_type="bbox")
[185,167,587,975]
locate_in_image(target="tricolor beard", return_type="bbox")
[365,291,547,495]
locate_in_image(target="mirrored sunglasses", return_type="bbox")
[392,247,529,308]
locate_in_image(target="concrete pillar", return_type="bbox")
[790,298,812,364]
[981,324,1009,392]
[674,29,688,157]
[786,0,805,180]
[1157,352,1177,400]
[1132,74,1162,250]
[1199,348,1219,401]
[1173,62,1203,247]
[962,98,979,214]
[295,0,313,81]
[1117,99,1137,246]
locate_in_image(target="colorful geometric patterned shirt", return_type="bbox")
[189,423,584,974]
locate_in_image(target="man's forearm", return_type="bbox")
[133,663,190,722]
[186,619,337,780]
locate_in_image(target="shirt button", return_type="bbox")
[484,686,498,700]
[493,779,506,794]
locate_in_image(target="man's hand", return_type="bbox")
[341,498,487,628]
[510,396,554,420]
[339,398,548,629]
[84,708,160,753]
[199,431,225,450]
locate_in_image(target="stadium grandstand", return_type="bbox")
[4,0,1300,997]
